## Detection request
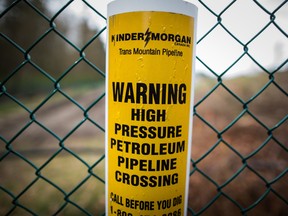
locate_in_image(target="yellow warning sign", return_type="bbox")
[107,11,195,215]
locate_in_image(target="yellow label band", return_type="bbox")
[107,11,195,215]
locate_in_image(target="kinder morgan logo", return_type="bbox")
[111,28,191,47]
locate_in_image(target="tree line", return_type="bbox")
[0,0,106,97]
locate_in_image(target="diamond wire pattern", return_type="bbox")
[0,0,287,215]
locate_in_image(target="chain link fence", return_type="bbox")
[0,0,287,215]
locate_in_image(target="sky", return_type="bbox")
[39,0,288,78]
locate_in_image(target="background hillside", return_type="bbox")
[190,71,287,215]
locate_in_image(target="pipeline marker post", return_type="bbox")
[106,0,197,215]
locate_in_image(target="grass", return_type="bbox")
[0,82,106,215]
[0,153,105,215]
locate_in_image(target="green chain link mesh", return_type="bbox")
[0,0,287,215]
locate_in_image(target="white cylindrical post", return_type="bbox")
[106,0,197,215]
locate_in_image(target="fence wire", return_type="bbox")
[0,0,287,215]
